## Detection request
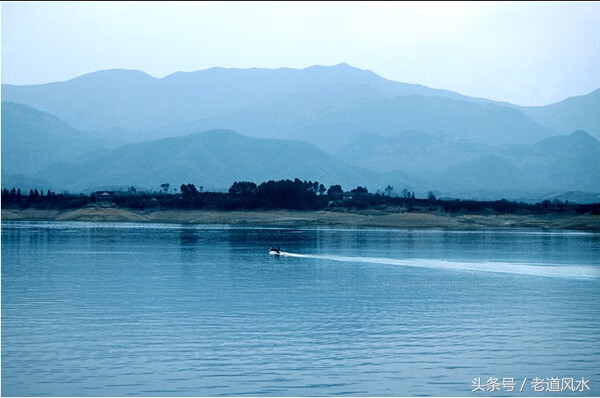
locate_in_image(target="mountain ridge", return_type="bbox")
[518,88,600,137]
[0,63,510,133]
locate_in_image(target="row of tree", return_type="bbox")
[2,188,90,209]
[2,181,599,215]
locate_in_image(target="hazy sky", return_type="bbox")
[2,1,599,106]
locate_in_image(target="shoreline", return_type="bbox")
[2,206,600,231]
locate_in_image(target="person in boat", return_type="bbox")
[269,246,281,254]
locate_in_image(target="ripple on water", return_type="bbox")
[2,222,599,396]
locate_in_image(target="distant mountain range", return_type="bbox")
[142,94,557,152]
[2,63,480,134]
[336,129,600,199]
[2,64,599,201]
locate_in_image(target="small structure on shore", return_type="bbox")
[96,191,116,202]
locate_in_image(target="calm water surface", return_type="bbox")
[2,221,600,396]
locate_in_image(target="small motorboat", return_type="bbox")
[269,246,281,255]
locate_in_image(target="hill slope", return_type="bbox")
[336,129,600,197]
[150,94,555,152]
[33,129,398,192]
[293,95,554,151]
[519,88,600,137]
[1,101,105,175]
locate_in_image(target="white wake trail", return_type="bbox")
[279,252,599,280]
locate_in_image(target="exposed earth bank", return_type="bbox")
[3,206,599,231]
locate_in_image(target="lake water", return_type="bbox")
[2,221,599,396]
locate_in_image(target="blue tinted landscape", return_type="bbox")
[2,2,600,397]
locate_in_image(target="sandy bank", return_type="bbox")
[2,206,599,231]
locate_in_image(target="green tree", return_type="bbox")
[428,191,437,204]
[318,183,326,196]
[384,185,394,197]
[312,181,319,193]
[351,186,368,194]
[229,181,257,198]
[327,184,344,200]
